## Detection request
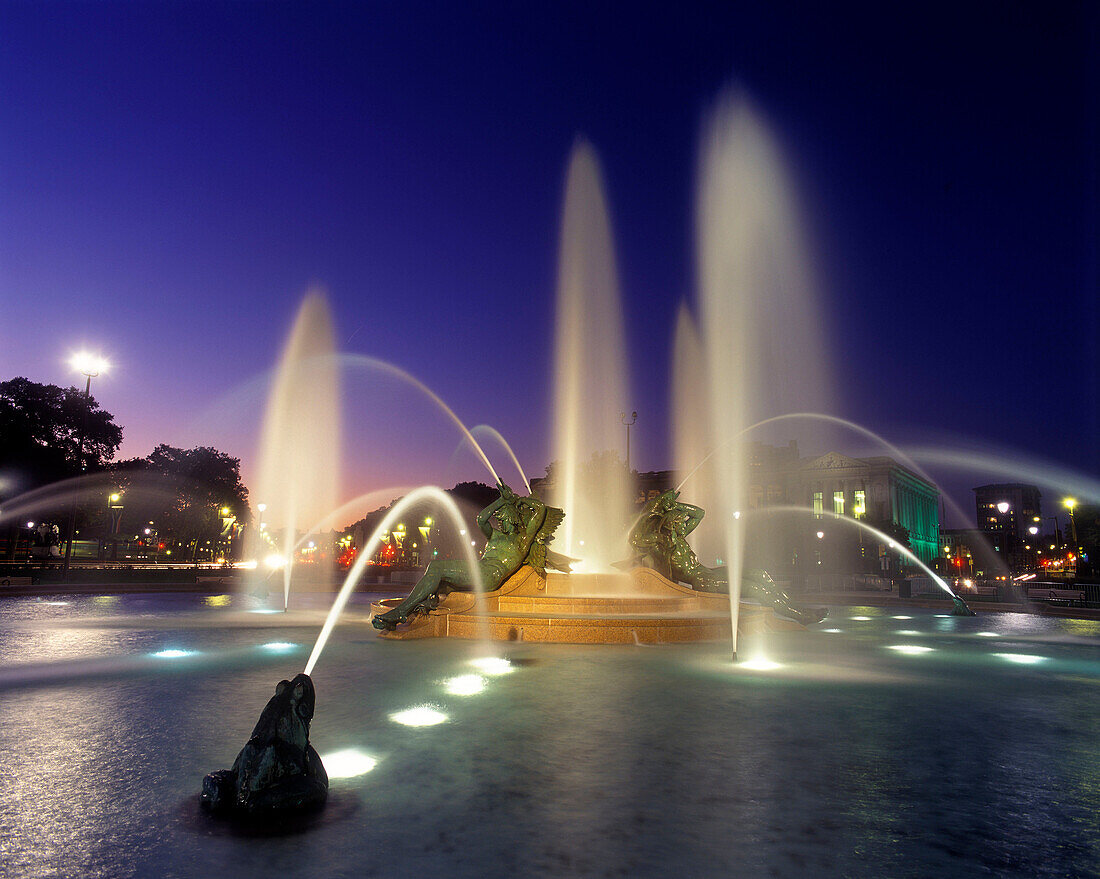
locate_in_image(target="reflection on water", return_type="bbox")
[0,596,1097,877]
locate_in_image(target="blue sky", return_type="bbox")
[1,1,1096,522]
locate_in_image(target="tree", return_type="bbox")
[0,377,123,495]
[110,446,251,551]
[450,481,499,510]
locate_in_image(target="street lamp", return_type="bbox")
[63,351,110,575]
[1064,498,1079,563]
[620,411,637,473]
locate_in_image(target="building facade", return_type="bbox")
[747,443,941,565]
[972,483,1043,570]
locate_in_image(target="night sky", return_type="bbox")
[1,2,1096,524]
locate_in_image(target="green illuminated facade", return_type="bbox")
[746,444,941,566]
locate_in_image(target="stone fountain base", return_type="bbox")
[370,567,806,644]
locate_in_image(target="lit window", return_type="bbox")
[812,491,823,518]
[854,490,866,518]
[833,491,844,517]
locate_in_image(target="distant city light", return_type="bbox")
[997,502,1010,514]
[265,554,288,569]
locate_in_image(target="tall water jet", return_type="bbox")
[695,91,830,655]
[253,292,341,608]
[551,138,631,570]
[671,304,723,567]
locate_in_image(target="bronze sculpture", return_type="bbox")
[628,489,827,625]
[372,482,566,629]
[201,673,328,816]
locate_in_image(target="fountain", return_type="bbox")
[252,292,340,610]
[549,138,632,571]
[3,87,1098,879]
[358,103,838,645]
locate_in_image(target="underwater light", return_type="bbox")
[390,706,448,727]
[822,628,842,633]
[891,615,912,620]
[739,658,782,671]
[444,674,486,695]
[43,601,70,606]
[469,656,514,676]
[248,608,282,614]
[321,748,377,779]
[886,645,934,655]
[993,653,1047,665]
[260,642,298,652]
[975,632,1000,638]
[850,616,872,621]
[896,630,921,636]
[152,649,198,659]
[934,614,952,618]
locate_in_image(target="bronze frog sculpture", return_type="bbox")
[201,673,328,816]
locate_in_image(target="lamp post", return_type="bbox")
[107,491,124,561]
[63,352,109,575]
[219,506,236,563]
[1064,498,1079,572]
[620,410,637,472]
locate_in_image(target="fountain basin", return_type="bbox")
[370,567,804,643]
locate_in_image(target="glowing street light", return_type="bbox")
[1064,498,1079,559]
[68,352,110,384]
[63,351,110,575]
